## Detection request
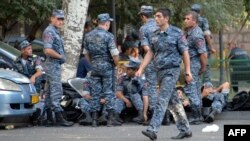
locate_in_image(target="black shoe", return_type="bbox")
[204,115,214,123]
[55,112,74,127]
[142,130,157,140]
[171,132,192,140]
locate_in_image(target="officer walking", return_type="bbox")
[136,8,193,140]
[83,13,120,127]
[42,9,74,127]
[191,4,215,83]
[183,11,207,125]
[138,5,159,123]
[14,40,43,93]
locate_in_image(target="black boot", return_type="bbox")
[204,110,216,123]
[107,110,122,127]
[55,112,74,127]
[98,114,108,125]
[132,110,144,123]
[189,108,202,125]
[45,108,54,127]
[114,112,123,123]
[79,112,92,125]
[162,110,171,126]
[92,112,99,127]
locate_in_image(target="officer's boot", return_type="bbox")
[107,110,122,127]
[79,112,92,125]
[189,108,202,125]
[132,110,144,123]
[114,112,124,123]
[98,114,108,125]
[204,110,217,123]
[45,108,54,127]
[91,112,98,127]
[55,112,74,127]
[162,109,171,126]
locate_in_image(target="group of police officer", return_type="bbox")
[13,3,219,140]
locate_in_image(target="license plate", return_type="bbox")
[31,95,39,104]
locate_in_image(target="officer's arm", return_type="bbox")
[44,48,63,59]
[30,69,43,84]
[199,53,207,74]
[116,91,129,102]
[182,51,193,83]
[112,55,119,66]
[136,46,153,76]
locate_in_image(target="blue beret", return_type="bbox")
[18,40,31,49]
[97,13,113,22]
[52,9,64,19]
[138,5,153,15]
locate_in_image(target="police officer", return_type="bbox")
[201,82,230,123]
[138,5,159,123]
[115,58,144,123]
[83,13,120,127]
[228,41,250,92]
[184,11,207,125]
[191,4,215,83]
[14,40,43,93]
[136,8,193,140]
[42,9,73,127]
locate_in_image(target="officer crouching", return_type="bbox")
[14,40,43,93]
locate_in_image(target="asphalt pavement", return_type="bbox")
[0,111,250,141]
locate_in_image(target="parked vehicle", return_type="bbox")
[0,41,20,69]
[3,36,45,59]
[0,69,39,123]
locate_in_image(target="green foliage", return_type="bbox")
[0,0,62,25]
[244,0,250,12]
[88,0,247,33]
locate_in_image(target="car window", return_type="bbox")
[0,41,21,61]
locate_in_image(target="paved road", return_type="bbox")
[0,119,249,141]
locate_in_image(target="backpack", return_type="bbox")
[230,91,250,111]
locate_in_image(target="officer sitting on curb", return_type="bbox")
[115,57,145,123]
[201,82,230,123]
[14,40,43,93]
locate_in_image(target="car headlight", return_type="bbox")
[0,78,22,91]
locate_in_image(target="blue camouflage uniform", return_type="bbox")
[191,3,212,83]
[198,16,212,82]
[115,75,144,114]
[83,26,119,112]
[78,77,93,113]
[139,18,159,111]
[184,25,206,122]
[43,24,65,112]
[206,90,228,114]
[146,25,190,134]
[14,54,43,92]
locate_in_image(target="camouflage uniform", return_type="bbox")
[206,90,228,114]
[115,75,144,114]
[191,3,212,83]
[43,24,65,112]
[14,55,43,92]
[198,16,212,82]
[146,26,190,134]
[139,18,159,111]
[83,27,119,112]
[184,25,206,123]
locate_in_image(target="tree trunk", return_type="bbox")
[61,0,90,82]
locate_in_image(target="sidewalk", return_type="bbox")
[217,111,250,120]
